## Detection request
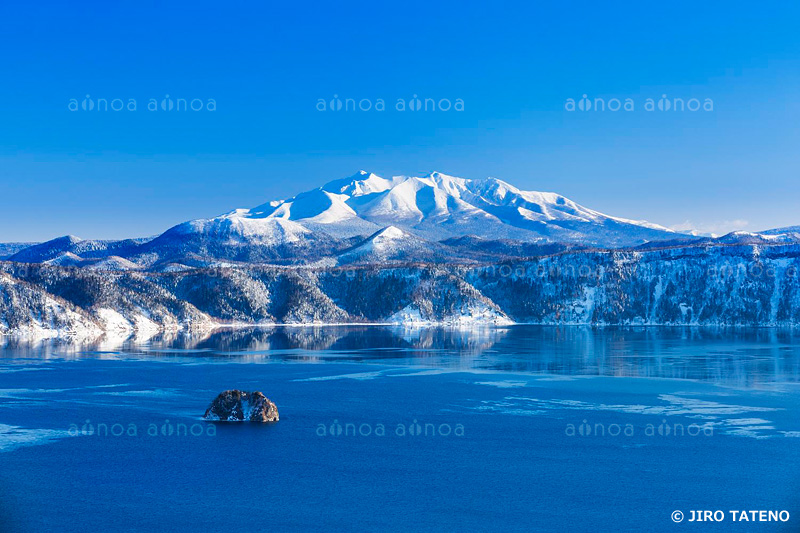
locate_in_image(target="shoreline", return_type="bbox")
[3,320,800,347]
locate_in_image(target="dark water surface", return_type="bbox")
[0,326,798,532]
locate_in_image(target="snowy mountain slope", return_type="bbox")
[3,170,800,336]
[0,271,104,338]
[86,256,141,271]
[335,226,460,265]
[43,252,85,267]
[715,231,800,245]
[760,226,800,236]
[8,236,151,264]
[4,171,688,268]
[0,242,37,260]
[9,235,84,263]
[633,230,800,251]
[3,241,800,338]
[8,171,800,270]
[439,235,579,258]
[243,170,679,246]
[0,263,215,339]
[127,216,355,266]
[333,226,573,265]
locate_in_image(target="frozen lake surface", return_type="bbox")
[0,326,798,532]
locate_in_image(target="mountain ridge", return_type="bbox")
[238,170,678,245]
[4,171,685,268]
[5,171,800,270]
[3,241,800,340]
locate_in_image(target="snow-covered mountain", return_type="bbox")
[335,226,461,265]
[10,170,800,272]
[0,242,36,260]
[4,170,800,337]
[759,226,800,240]
[6,170,688,268]
[230,170,678,246]
[8,236,151,266]
[4,241,800,340]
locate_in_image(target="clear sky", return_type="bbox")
[1,1,798,242]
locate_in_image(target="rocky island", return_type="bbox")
[203,390,279,422]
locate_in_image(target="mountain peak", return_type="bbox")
[188,170,682,247]
[60,235,84,244]
[425,170,457,180]
[321,171,391,196]
[373,225,408,240]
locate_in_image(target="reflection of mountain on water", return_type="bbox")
[1,326,799,388]
[0,325,508,359]
[389,325,507,354]
[475,327,800,389]
[175,325,509,360]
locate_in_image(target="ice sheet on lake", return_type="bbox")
[0,423,74,453]
[475,380,529,388]
[95,388,181,397]
[470,393,790,439]
[295,370,387,382]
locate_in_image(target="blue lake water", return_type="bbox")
[0,326,799,532]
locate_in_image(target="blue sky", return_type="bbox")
[1,0,798,241]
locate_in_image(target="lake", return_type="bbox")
[0,326,798,532]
